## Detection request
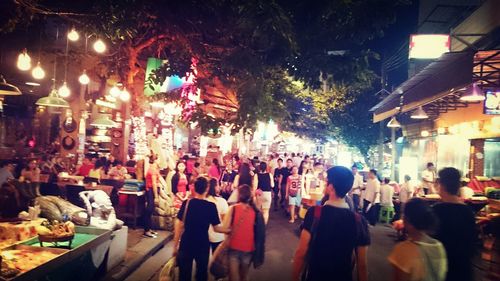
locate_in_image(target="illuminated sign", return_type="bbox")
[144,58,184,96]
[484,90,500,115]
[409,34,450,59]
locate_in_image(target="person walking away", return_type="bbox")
[256,162,274,224]
[273,158,284,211]
[208,158,222,181]
[173,177,229,281]
[206,178,229,253]
[421,162,436,195]
[287,166,302,223]
[278,159,293,209]
[172,161,190,210]
[432,167,476,281]
[388,198,447,281]
[221,184,258,281]
[293,166,370,281]
[350,165,363,212]
[309,162,326,197]
[228,163,257,205]
[144,155,160,238]
[399,175,415,215]
[363,169,381,226]
[380,178,394,211]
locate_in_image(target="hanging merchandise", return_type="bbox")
[132,116,148,160]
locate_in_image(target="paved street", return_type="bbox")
[127,207,397,281]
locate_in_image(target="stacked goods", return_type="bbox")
[0,246,65,278]
[121,179,144,192]
[35,221,75,239]
[34,196,89,226]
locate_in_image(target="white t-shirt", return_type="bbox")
[207,196,229,243]
[380,184,394,207]
[293,156,302,168]
[365,178,381,203]
[351,173,364,195]
[400,181,416,203]
[460,186,474,200]
[388,237,447,281]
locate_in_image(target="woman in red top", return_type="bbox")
[222,184,257,281]
[144,154,160,238]
[172,161,190,210]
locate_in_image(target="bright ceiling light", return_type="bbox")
[460,83,485,102]
[31,61,45,80]
[410,106,429,119]
[36,88,69,108]
[67,28,79,41]
[17,50,31,71]
[421,130,430,137]
[93,39,106,53]
[119,89,131,102]
[58,82,71,98]
[78,70,90,85]
[110,85,121,97]
[25,82,40,87]
[387,116,401,128]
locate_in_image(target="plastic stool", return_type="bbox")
[379,205,395,223]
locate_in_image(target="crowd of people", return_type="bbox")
[141,151,478,281]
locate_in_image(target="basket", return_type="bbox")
[38,234,74,249]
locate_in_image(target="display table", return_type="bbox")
[1,226,112,281]
[0,219,46,249]
[116,190,145,229]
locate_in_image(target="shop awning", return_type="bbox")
[372,51,475,123]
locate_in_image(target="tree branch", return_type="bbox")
[133,34,169,52]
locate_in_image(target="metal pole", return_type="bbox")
[391,127,396,180]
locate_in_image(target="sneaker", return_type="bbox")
[150,230,159,235]
[143,232,157,238]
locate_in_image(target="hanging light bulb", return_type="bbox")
[120,89,131,102]
[78,70,90,85]
[67,28,79,41]
[93,39,106,53]
[17,49,31,71]
[110,85,121,97]
[31,61,45,80]
[58,82,71,98]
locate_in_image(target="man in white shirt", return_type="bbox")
[363,169,381,225]
[380,178,394,207]
[421,162,436,195]
[350,165,364,212]
[399,175,415,204]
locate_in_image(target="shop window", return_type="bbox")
[484,139,500,178]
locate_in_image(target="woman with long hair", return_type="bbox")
[206,178,229,253]
[228,163,257,204]
[222,184,258,281]
[172,161,190,210]
[208,158,222,181]
[88,159,106,180]
[144,154,160,238]
[388,198,447,281]
[256,162,274,224]
[20,159,41,183]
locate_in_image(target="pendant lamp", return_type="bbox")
[460,83,485,102]
[36,88,69,108]
[90,114,118,129]
[0,76,22,96]
[387,116,401,128]
[410,106,429,119]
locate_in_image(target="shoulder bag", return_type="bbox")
[210,204,248,279]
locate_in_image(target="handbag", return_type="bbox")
[210,205,248,279]
[159,256,178,281]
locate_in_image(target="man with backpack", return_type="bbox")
[292,166,371,281]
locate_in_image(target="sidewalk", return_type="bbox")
[103,228,172,281]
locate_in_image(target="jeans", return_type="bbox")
[280,184,287,207]
[143,189,154,232]
[352,194,360,212]
[178,248,210,281]
[228,249,253,281]
[363,199,380,226]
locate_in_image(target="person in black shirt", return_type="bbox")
[273,158,284,211]
[293,166,370,281]
[278,159,293,209]
[173,177,229,281]
[432,167,477,281]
